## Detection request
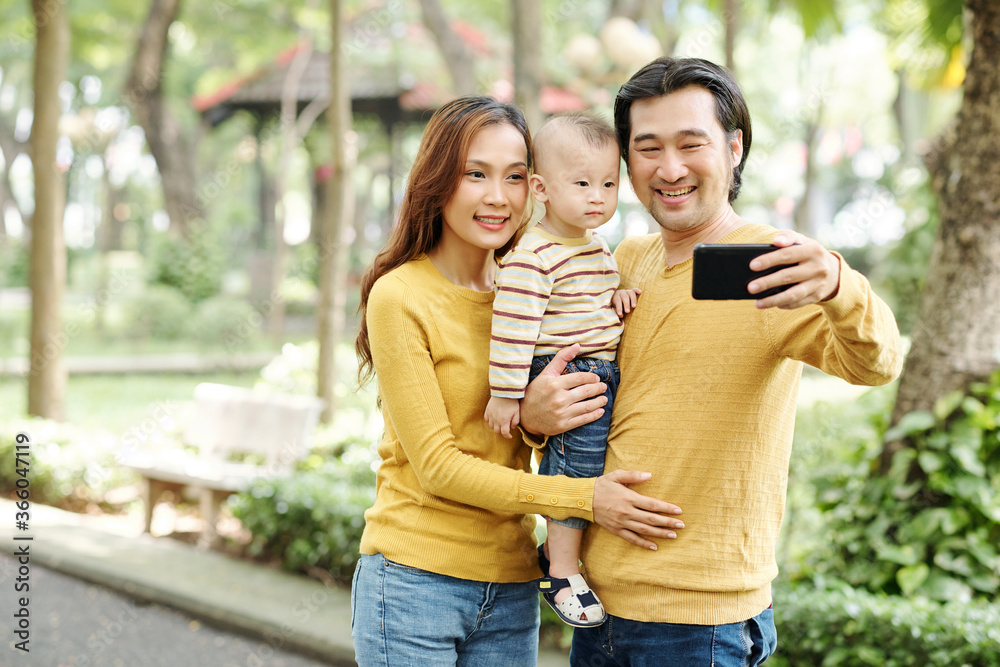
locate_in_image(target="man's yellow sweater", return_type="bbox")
[360,256,596,583]
[582,224,904,625]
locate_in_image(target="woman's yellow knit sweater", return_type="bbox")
[360,256,595,583]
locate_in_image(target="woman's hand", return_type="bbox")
[593,470,684,549]
[520,344,608,436]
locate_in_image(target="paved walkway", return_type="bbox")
[0,499,570,666]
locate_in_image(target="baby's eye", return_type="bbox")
[604,181,616,188]
[576,181,589,187]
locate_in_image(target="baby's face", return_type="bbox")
[537,141,621,237]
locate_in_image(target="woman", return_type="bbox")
[352,96,682,666]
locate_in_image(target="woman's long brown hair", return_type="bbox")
[355,96,533,388]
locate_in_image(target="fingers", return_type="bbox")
[593,472,686,549]
[747,234,840,309]
[541,344,581,377]
[561,406,606,431]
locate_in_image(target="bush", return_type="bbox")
[0,418,138,510]
[771,583,1000,666]
[148,223,226,302]
[806,370,1000,601]
[228,442,376,582]
[123,285,193,340]
[186,295,261,348]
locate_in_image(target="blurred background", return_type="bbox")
[1,0,998,663]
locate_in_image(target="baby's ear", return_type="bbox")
[529,174,548,201]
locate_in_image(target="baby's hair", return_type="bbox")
[532,112,618,171]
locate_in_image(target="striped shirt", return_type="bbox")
[489,227,623,398]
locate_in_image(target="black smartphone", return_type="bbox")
[691,243,796,300]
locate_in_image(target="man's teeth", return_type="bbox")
[661,187,694,197]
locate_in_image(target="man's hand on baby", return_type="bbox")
[612,288,642,318]
[485,396,521,439]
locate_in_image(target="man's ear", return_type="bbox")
[730,129,744,167]
[529,173,548,202]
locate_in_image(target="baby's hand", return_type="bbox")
[485,396,521,439]
[612,288,642,318]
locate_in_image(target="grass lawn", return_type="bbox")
[0,371,259,433]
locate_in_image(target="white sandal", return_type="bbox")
[538,574,606,628]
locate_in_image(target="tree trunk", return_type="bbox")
[317,0,356,423]
[723,0,740,75]
[512,0,543,133]
[883,0,1000,471]
[416,0,477,95]
[125,0,202,237]
[27,0,69,421]
[268,31,315,343]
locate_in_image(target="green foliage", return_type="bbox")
[0,242,30,288]
[228,442,376,582]
[147,224,226,303]
[186,295,261,348]
[806,371,1000,601]
[770,582,1000,667]
[0,417,137,509]
[123,285,193,340]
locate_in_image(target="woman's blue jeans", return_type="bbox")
[351,553,540,666]
[570,608,777,666]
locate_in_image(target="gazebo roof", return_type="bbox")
[192,42,586,129]
[192,43,440,128]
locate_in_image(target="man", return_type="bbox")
[520,57,903,665]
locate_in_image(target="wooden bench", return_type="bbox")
[124,382,325,548]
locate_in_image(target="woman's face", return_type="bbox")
[440,123,529,253]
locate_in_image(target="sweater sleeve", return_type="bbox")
[368,275,595,520]
[766,252,904,385]
[489,246,551,398]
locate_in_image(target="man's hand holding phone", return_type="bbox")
[747,232,841,310]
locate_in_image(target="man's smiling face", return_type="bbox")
[627,85,743,234]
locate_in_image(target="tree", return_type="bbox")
[512,0,542,133]
[316,0,355,423]
[416,0,477,95]
[882,0,1000,470]
[125,0,203,238]
[27,0,70,420]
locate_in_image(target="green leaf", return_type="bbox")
[933,389,965,421]
[884,410,936,441]
[934,551,975,577]
[952,445,986,476]
[878,544,919,566]
[896,563,929,595]
[923,571,972,602]
[917,451,945,474]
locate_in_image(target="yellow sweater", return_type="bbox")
[582,224,904,625]
[360,256,596,583]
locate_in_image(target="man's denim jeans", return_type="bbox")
[570,608,777,666]
[351,553,540,666]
